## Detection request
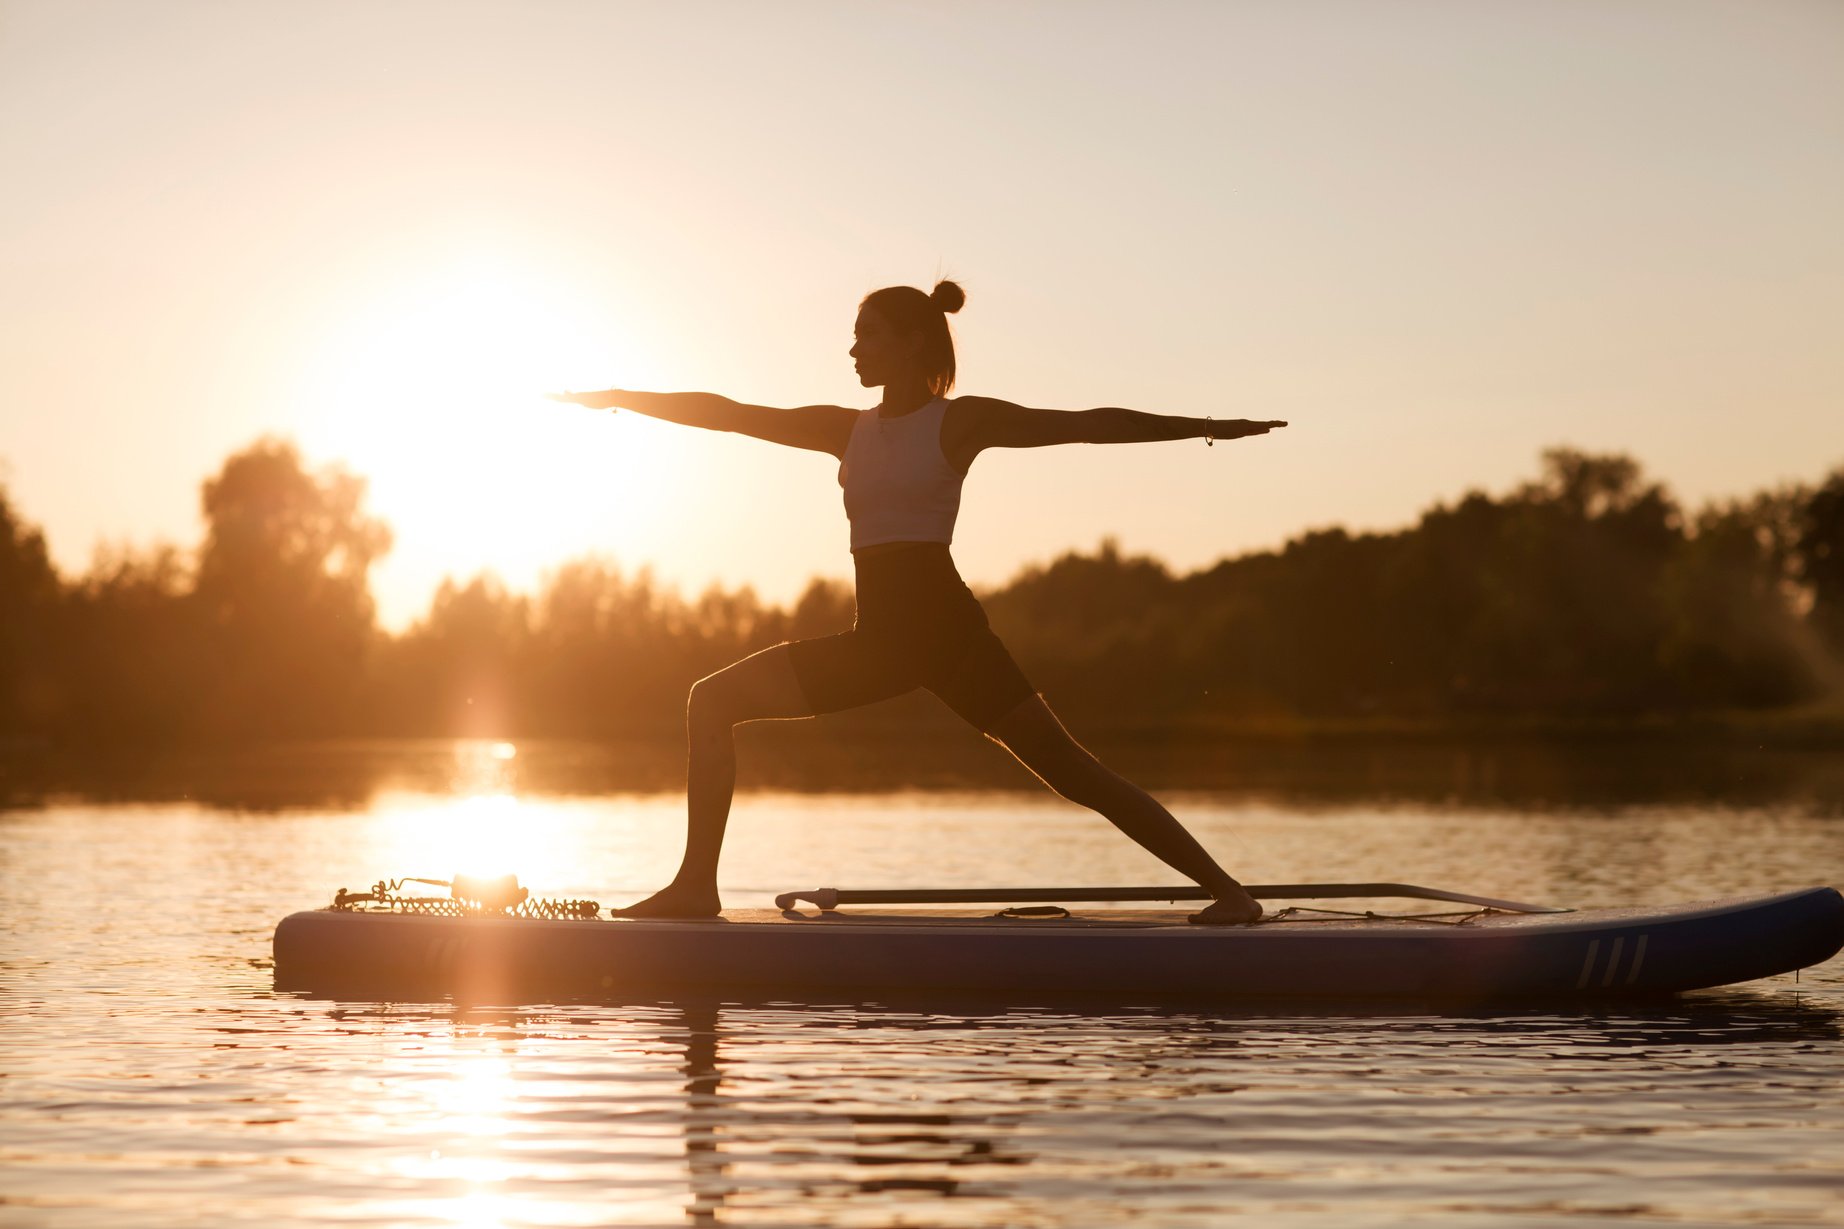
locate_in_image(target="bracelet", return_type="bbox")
[1205,416,1214,447]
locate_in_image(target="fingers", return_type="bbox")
[544,391,618,410]
[1213,419,1286,440]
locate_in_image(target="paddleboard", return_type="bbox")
[272,885,1844,1003]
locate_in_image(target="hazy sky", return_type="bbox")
[3,0,1839,627]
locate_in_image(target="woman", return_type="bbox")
[550,280,1285,924]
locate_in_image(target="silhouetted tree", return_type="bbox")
[985,538,1190,712]
[379,574,529,737]
[523,558,662,736]
[0,486,62,734]
[191,439,390,737]
[1659,488,1815,707]
[60,543,195,739]
[1798,469,1844,652]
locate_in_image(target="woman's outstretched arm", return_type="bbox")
[959,395,1286,452]
[548,388,856,457]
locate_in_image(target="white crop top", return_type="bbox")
[837,398,965,551]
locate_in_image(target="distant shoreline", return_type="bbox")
[4,701,1844,755]
[6,717,1842,816]
[1060,705,1844,748]
[3,697,1844,756]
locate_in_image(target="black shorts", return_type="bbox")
[787,543,1037,732]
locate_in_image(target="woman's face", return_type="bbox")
[849,307,920,389]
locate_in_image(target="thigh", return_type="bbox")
[785,630,917,717]
[924,626,1039,734]
[695,642,821,723]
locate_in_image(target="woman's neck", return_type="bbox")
[877,382,935,417]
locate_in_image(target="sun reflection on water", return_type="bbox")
[377,1015,719,1229]
[442,1190,517,1229]
[451,739,521,795]
[432,1054,518,1140]
[351,740,692,903]
[354,741,540,888]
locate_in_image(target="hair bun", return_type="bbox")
[929,280,965,314]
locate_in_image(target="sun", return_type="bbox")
[289,249,688,622]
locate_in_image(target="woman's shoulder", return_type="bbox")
[944,394,1031,430]
[941,393,995,420]
[940,396,996,473]
[946,394,1027,415]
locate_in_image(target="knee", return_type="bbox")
[685,675,734,735]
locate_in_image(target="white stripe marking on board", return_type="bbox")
[1577,939,1601,990]
[1624,934,1649,985]
[1600,936,1627,988]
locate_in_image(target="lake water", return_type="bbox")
[3,738,1842,1227]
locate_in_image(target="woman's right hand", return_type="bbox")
[546,389,623,410]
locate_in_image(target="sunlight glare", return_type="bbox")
[292,249,687,617]
[441,794,528,882]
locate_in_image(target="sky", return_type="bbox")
[2,0,1839,628]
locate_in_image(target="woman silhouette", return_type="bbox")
[550,280,1284,924]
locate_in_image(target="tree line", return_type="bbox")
[2,439,1841,744]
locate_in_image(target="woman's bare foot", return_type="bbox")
[610,883,722,919]
[1188,886,1263,926]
